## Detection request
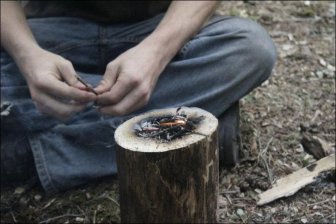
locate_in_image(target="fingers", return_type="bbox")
[58,60,85,89]
[57,59,98,97]
[94,62,118,94]
[96,72,136,106]
[99,85,150,116]
[21,50,96,121]
[33,92,87,121]
[95,60,154,115]
[34,59,97,103]
[37,78,96,103]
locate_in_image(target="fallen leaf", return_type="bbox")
[327,64,335,72]
[34,194,42,202]
[319,58,327,67]
[237,208,244,216]
[282,44,294,51]
[304,1,311,6]
[86,192,91,200]
[315,71,324,79]
[75,217,84,222]
[14,187,25,195]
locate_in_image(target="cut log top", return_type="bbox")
[114,107,218,153]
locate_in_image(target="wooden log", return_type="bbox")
[114,107,219,223]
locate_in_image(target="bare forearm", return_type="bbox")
[1,2,96,120]
[0,1,40,62]
[142,1,219,61]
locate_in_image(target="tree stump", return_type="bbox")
[114,107,219,223]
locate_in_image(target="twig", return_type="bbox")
[75,74,98,95]
[42,198,56,210]
[93,209,97,224]
[10,212,17,223]
[103,195,120,207]
[224,194,232,205]
[257,155,335,206]
[258,137,274,185]
[324,213,336,219]
[39,214,82,224]
[76,205,87,221]
[261,137,273,155]
[222,190,239,194]
[263,156,274,185]
[308,199,332,207]
[91,192,120,207]
[76,205,85,215]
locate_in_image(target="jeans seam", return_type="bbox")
[178,41,192,59]
[28,134,58,194]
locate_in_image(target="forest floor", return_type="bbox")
[1,1,335,223]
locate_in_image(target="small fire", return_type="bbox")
[133,107,204,141]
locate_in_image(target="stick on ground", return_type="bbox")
[257,154,335,206]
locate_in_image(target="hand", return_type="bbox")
[17,48,97,120]
[94,42,169,116]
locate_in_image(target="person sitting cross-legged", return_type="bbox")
[0,1,276,193]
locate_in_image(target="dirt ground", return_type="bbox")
[1,1,335,223]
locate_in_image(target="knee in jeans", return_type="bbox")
[206,17,277,82]
[231,18,277,81]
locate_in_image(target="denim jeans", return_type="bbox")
[1,14,276,194]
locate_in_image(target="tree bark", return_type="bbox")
[114,107,219,223]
